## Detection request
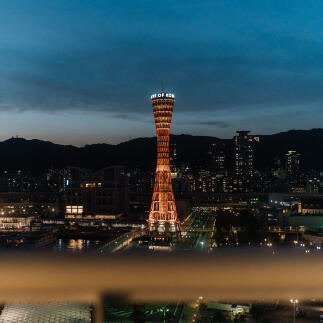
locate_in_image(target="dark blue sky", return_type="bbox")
[1,0,323,145]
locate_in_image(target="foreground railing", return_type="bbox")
[0,249,322,322]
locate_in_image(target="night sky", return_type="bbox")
[1,0,323,146]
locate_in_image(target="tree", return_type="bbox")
[250,307,264,322]
[237,210,259,242]
[233,314,247,322]
[213,311,226,323]
[215,210,236,232]
[131,305,145,323]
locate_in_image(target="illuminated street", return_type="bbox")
[177,210,214,251]
[104,302,183,322]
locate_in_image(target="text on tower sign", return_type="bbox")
[151,93,175,99]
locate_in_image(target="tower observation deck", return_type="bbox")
[148,91,180,235]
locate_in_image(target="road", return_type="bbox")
[177,210,214,251]
[252,300,323,323]
[95,228,145,253]
[105,302,183,322]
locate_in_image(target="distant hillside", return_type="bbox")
[255,128,323,171]
[0,129,322,174]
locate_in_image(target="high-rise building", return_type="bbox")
[271,156,286,179]
[169,142,177,173]
[285,151,300,177]
[233,131,255,192]
[285,151,301,192]
[211,143,226,192]
[234,131,254,178]
[212,143,226,177]
[148,91,180,235]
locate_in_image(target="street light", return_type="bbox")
[160,307,169,323]
[290,299,298,322]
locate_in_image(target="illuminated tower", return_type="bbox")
[148,91,180,235]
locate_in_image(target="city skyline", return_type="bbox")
[1,0,323,146]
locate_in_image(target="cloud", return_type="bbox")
[0,0,323,143]
[177,120,229,128]
[0,26,322,116]
[1,25,323,118]
[112,114,142,122]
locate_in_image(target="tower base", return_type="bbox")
[146,227,182,244]
[132,229,182,250]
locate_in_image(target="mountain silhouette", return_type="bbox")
[0,129,322,174]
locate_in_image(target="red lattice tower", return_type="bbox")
[148,91,180,235]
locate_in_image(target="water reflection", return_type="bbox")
[53,239,103,253]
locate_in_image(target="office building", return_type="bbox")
[233,131,255,192]
[286,151,300,177]
[212,143,226,177]
[234,131,254,178]
[65,166,128,220]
